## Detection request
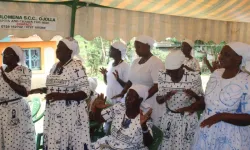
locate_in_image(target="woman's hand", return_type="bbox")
[184,89,200,100]
[156,91,176,104]
[91,94,110,112]
[99,67,107,75]
[176,103,197,115]
[140,108,152,126]
[200,113,222,128]
[212,61,220,69]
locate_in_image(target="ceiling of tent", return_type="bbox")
[2,0,250,23]
[81,0,250,23]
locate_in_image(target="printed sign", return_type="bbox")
[0,14,57,30]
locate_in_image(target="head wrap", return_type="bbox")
[88,77,98,92]
[165,50,185,70]
[111,41,127,60]
[227,42,250,72]
[135,35,155,50]
[183,39,194,48]
[128,84,151,113]
[3,45,26,66]
[129,84,149,101]
[60,37,84,62]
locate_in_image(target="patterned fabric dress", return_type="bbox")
[192,69,250,150]
[91,103,153,150]
[0,66,36,150]
[157,69,203,150]
[183,57,200,72]
[43,60,91,150]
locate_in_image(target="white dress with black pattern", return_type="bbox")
[43,60,91,150]
[91,103,153,150]
[192,69,250,150]
[157,69,203,150]
[183,57,200,72]
[0,66,36,150]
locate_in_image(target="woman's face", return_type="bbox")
[181,42,192,56]
[134,41,150,57]
[125,89,142,109]
[167,67,183,79]
[109,46,121,58]
[219,45,242,69]
[56,41,72,61]
[2,47,19,65]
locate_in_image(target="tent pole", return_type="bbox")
[70,0,78,37]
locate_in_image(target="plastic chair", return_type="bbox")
[90,121,105,142]
[29,97,41,118]
[148,125,163,150]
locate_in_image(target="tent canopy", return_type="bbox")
[1,0,250,43]
[4,0,250,23]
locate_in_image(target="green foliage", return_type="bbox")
[74,35,111,77]
[151,48,169,62]
[74,35,226,77]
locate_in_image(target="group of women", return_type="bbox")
[1,35,250,150]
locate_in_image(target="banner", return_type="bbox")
[0,14,57,30]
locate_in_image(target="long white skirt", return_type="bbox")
[43,100,91,150]
[0,99,36,150]
[144,94,166,127]
[159,111,198,150]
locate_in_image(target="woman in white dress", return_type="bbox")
[182,39,200,72]
[157,50,204,150]
[30,38,91,150]
[192,42,250,150]
[91,84,154,150]
[0,45,35,149]
[99,41,129,104]
[113,35,165,126]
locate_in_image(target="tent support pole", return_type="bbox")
[70,0,78,37]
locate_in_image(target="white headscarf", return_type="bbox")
[183,39,194,48]
[129,84,149,101]
[3,45,26,66]
[111,41,127,60]
[88,77,98,92]
[88,77,98,111]
[227,42,250,72]
[165,50,185,70]
[60,37,84,62]
[135,35,155,50]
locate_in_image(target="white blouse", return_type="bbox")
[128,56,164,88]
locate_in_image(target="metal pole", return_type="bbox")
[70,0,78,37]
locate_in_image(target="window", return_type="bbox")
[23,48,41,70]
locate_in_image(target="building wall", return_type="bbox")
[0,41,57,74]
